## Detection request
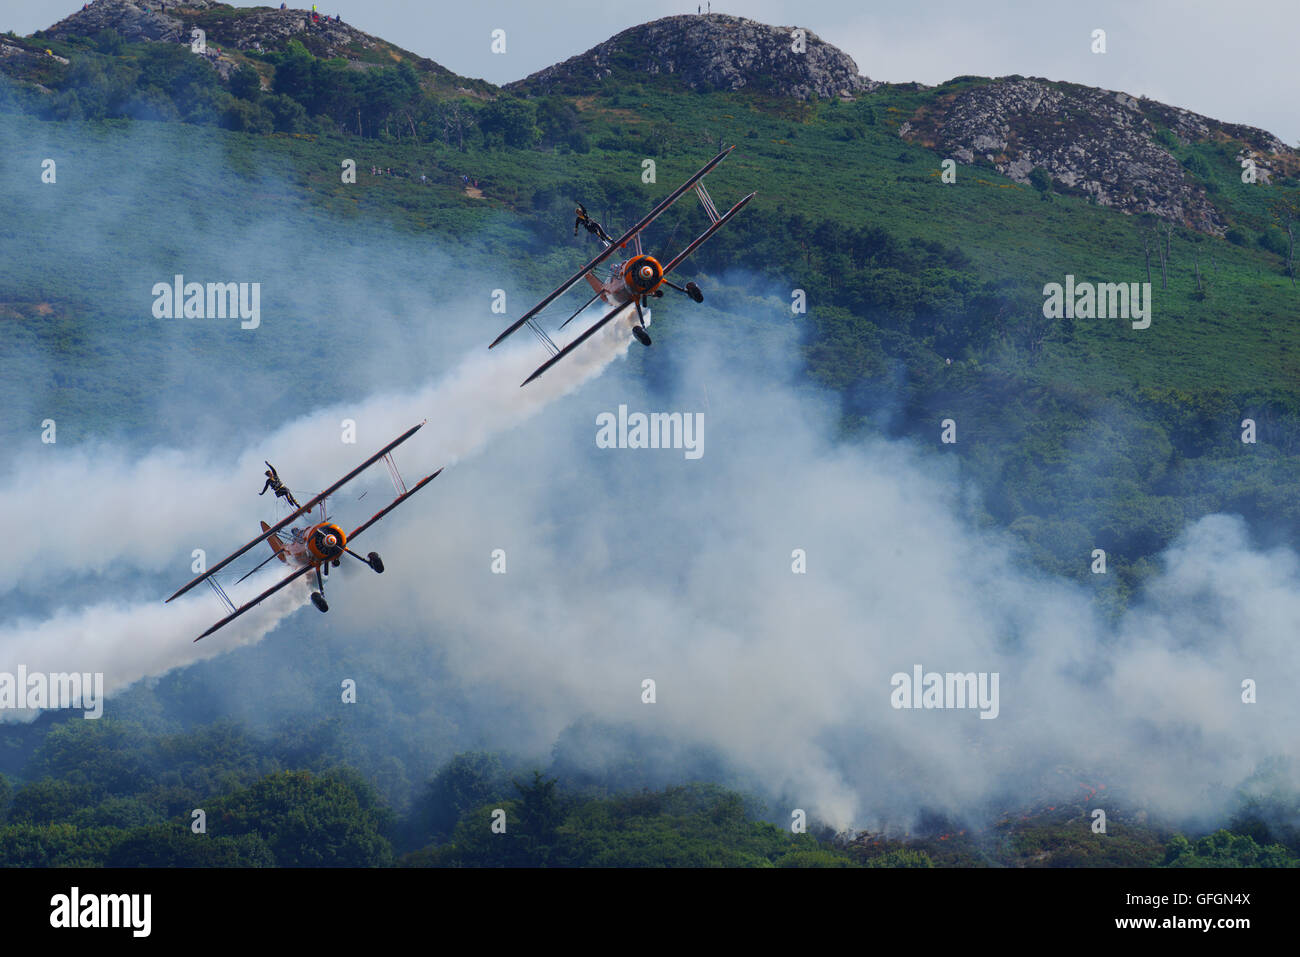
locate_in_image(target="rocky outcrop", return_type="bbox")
[44,0,192,43]
[903,77,1295,234]
[509,14,877,100]
[43,0,445,72]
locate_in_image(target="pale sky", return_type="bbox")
[3,0,1296,146]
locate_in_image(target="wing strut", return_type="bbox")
[206,577,236,614]
[490,146,737,350]
[166,421,426,603]
[192,564,315,642]
[520,301,636,387]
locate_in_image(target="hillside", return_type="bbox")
[1,2,1299,869]
[507,13,878,101]
[900,75,1297,233]
[35,0,492,92]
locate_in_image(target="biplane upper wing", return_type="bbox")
[489,145,738,350]
[191,466,444,642]
[515,189,757,387]
[166,421,426,603]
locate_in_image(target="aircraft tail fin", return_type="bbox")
[260,521,289,564]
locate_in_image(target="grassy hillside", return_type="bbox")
[2,26,1299,866]
[4,50,1298,605]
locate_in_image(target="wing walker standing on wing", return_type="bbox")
[166,422,442,642]
[490,145,755,386]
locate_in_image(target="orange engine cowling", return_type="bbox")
[622,255,663,296]
[306,522,347,561]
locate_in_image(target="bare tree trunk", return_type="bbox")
[1143,233,1152,284]
[1157,230,1168,290]
[1194,246,1202,292]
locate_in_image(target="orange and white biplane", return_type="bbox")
[166,422,441,642]
[489,145,755,386]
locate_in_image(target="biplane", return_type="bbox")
[165,422,441,642]
[489,145,755,386]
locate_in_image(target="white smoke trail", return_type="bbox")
[0,568,306,722]
[2,310,640,592]
[0,307,644,713]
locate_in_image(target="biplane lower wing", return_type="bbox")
[193,563,315,642]
[489,146,738,350]
[516,191,756,387]
[166,421,426,603]
[520,300,637,387]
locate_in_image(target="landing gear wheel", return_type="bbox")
[685,281,703,303]
[632,325,652,346]
[368,551,385,574]
[311,591,329,613]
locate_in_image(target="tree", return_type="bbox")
[205,770,394,867]
[1028,166,1053,200]
[481,96,540,149]
[107,827,275,867]
[272,40,315,102]
[512,771,563,865]
[229,65,261,101]
[1163,830,1297,867]
[408,752,508,845]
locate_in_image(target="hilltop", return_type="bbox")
[507,13,877,101]
[38,0,488,86]
[900,75,1296,234]
[9,4,1295,236]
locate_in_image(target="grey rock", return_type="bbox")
[508,14,878,100]
[902,76,1296,234]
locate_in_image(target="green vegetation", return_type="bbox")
[2,21,1299,866]
[1,719,1295,867]
[4,42,1298,606]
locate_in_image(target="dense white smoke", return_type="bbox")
[0,310,643,706]
[310,328,1300,831]
[2,113,1293,833]
[5,300,1296,830]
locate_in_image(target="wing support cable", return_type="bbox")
[206,577,236,614]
